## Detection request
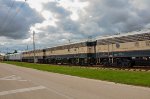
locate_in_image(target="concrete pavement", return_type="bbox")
[0,63,150,99]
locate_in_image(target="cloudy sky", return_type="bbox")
[0,0,150,53]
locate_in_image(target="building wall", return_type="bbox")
[0,55,4,61]
[6,53,22,61]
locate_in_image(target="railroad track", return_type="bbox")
[52,64,150,72]
[87,66,150,72]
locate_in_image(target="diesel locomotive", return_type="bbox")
[96,30,150,67]
[5,30,150,67]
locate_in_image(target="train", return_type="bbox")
[0,54,4,61]
[5,30,150,67]
[22,41,96,65]
[4,53,22,61]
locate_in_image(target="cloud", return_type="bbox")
[35,1,88,42]
[28,0,150,50]
[33,1,84,46]
[79,0,150,35]
[38,0,150,43]
[0,0,44,39]
[1,0,150,53]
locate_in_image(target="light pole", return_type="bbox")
[7,48,8,61]
[33,31,36,63]
[111,43,114,64]
[107,43,110,63]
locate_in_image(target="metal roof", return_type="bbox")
[96,29,150,40]
[96,29,150,44]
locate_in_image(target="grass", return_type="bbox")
[3,61,150,87]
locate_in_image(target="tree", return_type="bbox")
[14,50,18,53]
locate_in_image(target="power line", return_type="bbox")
[0,0,15,30]
[1,0,27,32]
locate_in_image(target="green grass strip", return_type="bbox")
[3,61,150,87]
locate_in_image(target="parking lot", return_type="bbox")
[0,76,68,99]
[0,64,70,99]
[0,63,150,99]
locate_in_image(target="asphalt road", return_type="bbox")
[0,63,150,99]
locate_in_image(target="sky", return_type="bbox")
[0,0,150,53]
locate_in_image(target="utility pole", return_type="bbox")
[108,43,110,63]
[7,48,8,61]
[88,36,92,42]
[33,31,36,63]
[112,43,114,64]
[68,39,71,44]
[26,45,28,51]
